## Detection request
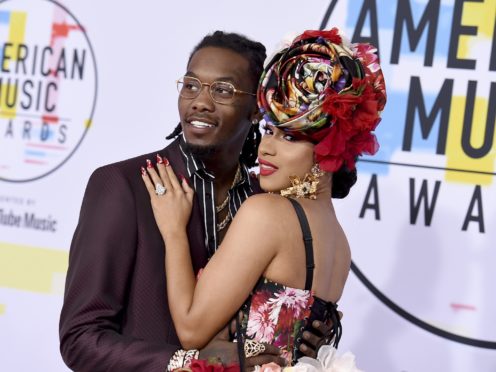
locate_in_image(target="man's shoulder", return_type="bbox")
[86,139,183,189]
[95,139,182,175]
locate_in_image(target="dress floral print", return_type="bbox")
[237,199,343,366]
[242,278,315,363]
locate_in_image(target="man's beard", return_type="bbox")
[183,142,220,161]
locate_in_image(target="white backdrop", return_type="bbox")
[0,0,495,371]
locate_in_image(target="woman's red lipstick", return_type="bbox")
[258,158,278,176]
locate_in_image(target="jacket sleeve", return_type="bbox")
[59,165,177,371]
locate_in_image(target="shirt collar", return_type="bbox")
[179,134,250,187]
[179,135,215,181]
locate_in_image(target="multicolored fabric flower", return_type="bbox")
[257,27,387,172]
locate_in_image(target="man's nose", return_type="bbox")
[191,84,215,112]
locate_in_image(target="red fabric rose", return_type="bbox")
[189,359,240,372]
[295,28,342,45]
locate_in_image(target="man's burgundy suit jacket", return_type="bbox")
[60,138,215,371]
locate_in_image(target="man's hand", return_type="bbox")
[201,310,342,369]
[198,325,238,365]
[298,311,343,359]
[200,318,287,371]
[244,343,287,371]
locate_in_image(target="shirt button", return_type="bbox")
[205,193,212,200]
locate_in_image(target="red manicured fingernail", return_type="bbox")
[179,174,189,185]
[146,159,153,168]
[140,166,146,176]
[163,157,170,166]
[156,154,163,164]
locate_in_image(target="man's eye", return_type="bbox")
[213,84,233,96]
[214,87,230,95]
[185,83,199,91]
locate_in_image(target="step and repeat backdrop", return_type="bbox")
[0,0,495,371]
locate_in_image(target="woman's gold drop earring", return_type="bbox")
[280,164,324,200]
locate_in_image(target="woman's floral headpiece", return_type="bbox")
[257,28,387,172]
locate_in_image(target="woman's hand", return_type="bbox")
[141,154,194,240]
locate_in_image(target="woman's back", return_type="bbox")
[238,193,350,364]
[254,193,351,303]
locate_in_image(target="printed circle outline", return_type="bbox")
[0,0,98,183]
[351,262,496,349]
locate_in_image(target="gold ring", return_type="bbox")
[244,340,266,358]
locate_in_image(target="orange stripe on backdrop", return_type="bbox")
[0,242,68,294]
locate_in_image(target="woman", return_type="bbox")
[142,28,386,368]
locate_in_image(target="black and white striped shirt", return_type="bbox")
[179,137,256,258]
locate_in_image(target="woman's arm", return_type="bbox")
[165,207,276,349]
[142,161,279,350]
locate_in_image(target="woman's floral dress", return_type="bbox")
[237,199,342,365]
[239,277,341,365]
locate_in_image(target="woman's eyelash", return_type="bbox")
[262,125,297,141]
[262,124,273,133]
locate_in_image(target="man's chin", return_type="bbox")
[183,141,219,159]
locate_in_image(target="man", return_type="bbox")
[60,31,332,372]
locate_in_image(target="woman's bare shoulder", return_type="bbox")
[228,194,292,232]
[238,193,291,216]
[222,194,294,256]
